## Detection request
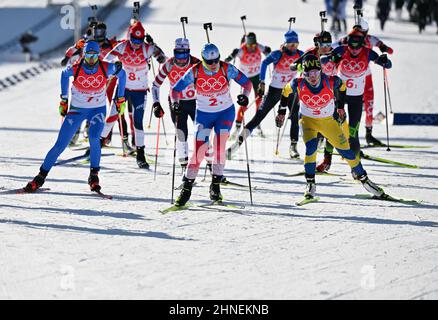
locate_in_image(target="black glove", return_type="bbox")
[332,53,342,64]
[172,102,182,115]
[257,82,265,97]
[236,94,249,107]
[61,56,69,67]
[336,108,346,124]
[290,63,298,72]
[157,54,166,64]
[145,33,154,44]
[376,54,388,65]
[275,114,285,128]
[264,46,271,54]
[153,101,164,118]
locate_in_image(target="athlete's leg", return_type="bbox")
[212,106,235,176]
[87,106,106,169]
[41,107,87,171]
[346,95,363,155]
[130,90,147,148]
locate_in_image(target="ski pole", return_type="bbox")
[161,117,169,146]
[319,11,326,32]
[180,16,188,38]
[383,66,391,151]
[384,68,393,114]
[203,23,212,43]
[148,58,157,129]
[241,115,253,206]
[277,93,297,154]
[288,17,296,31]
[240,15,247,35]
[154,117,161,180]
[171,115,179,204]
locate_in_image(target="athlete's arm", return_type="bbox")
[60,66,74,98]
[259,50,282,82]
[152,59,172,103]
[227,64,252,96]
[107,63,126,98]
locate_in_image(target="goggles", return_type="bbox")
[319,42,332,48]
[246,43,257,49]
[84,52,99,60]
[130,36,143,45]
[174,49,189,60]
[303,69,321,78]
[203,57,220,65]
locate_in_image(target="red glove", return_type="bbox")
[386,46,393,54]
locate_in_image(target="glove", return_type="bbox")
[290,63,298,72]
[157,54,166,64]
[264,46,271,54]
[172,102,182,116]
[153,101,164,118]
[257,82,265,97]
[275,114,285,128]
[379,43,393,54]
[145,34,154,44]
[59,98,68,117]
[332,53,342,64]
[336,108,346,124]
[236,94,249,107]
[61,56,69,67]
[115,97,126,115]
[377,54,388,65]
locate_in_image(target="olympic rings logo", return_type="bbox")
[410,115,438,125]
[123,50,145,65]
[197,76,227,91]
[302,94,331,108]
[280,57,296,69]
[242,52,261,64]
[169,70,186,80]
[341,60,366,73]
[76,75,105,88]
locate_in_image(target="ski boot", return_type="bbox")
[136,146,149,169]
[316,152,332,172]
[88,168,101,192]
[175,177,194,207]
[365,127,384,146]
[122,137,135,154]
[23,168,48,192]
[353,171,385,197]
[304,176,316,199]
[210,175,224,202]
[289,141,300,159]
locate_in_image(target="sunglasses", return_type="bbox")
[204,57,220,65]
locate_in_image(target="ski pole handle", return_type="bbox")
[180,16,188,38]
[288,17,296,31]
[203,22,212,43]
[240,15,247,35]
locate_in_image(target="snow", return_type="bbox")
[0,0,438,299]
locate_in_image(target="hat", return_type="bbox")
[284,30,299,43]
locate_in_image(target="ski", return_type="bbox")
[197,200,245,210]
[362,144,431,149]
[92,190,113,199]
[285,171,346,177]
[360,152,419,169]
[160,203,193,214]
[54,150,90,166]
[296,196,320,206]
[354,193,421,205]
[0,187,51,195]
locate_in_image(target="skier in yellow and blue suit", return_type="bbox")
[275,54,384,201]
